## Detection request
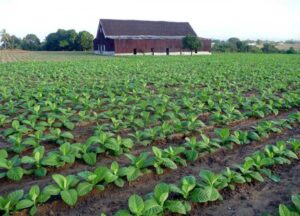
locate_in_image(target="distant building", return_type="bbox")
[93,19,211,55]
[247,42,257,46]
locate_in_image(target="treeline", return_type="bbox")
[0,29,94,51]
[212,37,298,54]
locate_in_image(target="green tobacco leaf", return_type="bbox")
[77,182,93,196]
[152,146,162,158]
[260,168,280,182]
[8,189,24,206]
[61,189,78,206]
[184,150,198,161]
[190,186,221,203]
[104,139,120,152]
[114,178,125,188]
[248,131,260,141]
[111,161,119,174]
[123,138,133,149]
[162,158,177,170]
[63,121,75,130]
[104,171,118,183]
[7,167,23,181]
[29,205,38,216]
[83,152,97,166]
[43,184,61,196]
[279,204,292,216]
[143,199,163,215]
[291,195,300,211]
[0,149,8,158]
[128,194,144,214]
[52,174,66,189]
[61,132,74,139]
[126,167,141,182]
[250,172,265,182]
[0,158,9,169]
[16,199,34,210]
[37,192,51,203]
[34,167,47,177]
[29,185,40,200]
[154,183,169,205]
[165,200,187,214]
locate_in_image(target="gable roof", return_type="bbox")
[99,19,197,39]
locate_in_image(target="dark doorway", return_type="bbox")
[151,48,154,55]
[166,48,169,55]
[133,48,137,55]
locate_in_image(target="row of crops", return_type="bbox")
[0,53,299,215]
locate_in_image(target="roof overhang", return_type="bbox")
[105,35,186,39]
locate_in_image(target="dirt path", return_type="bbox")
[34,127,300,216]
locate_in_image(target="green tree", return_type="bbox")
[227,37,240,52]
[21,34,41,50]
[261,43,279,53]
[75,31,94,51]
[286,47,297,54]
[44,29,78,51]
[0,29,10,49]
[8,35,22,49]
[182,35,202,55]
[44,32,59,50]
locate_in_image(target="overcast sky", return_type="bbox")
[0,0,299,41]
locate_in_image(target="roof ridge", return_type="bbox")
[100,18,190,24]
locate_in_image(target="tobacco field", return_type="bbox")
[0,52,299,216]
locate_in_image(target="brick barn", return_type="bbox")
[93,19,211,55]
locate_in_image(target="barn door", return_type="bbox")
[166,48,169,55]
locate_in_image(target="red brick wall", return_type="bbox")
[114,38,211,53]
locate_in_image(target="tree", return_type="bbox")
[21,34,41,50]
[0,29,10,49]
[286,47,297,54]
[182,35,202,55]
[8,35,22,49]
[44,29,78,51]
[227,37,240,52]
[75,31,94,51]
[261,43,279,53]
[44,32,59,51]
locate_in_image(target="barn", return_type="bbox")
[93,19,211,55]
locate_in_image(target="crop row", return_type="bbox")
[0,112,299,182]
[0,112,299,215]
[109,138,300,215]
[1,137,299,216]
[1,89,299,157]
[0,65,299,157]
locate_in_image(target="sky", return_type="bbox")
[0,0,299,41]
